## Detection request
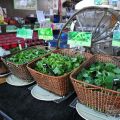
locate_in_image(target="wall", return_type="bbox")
[0,0,52,18]
[0,0,66,18]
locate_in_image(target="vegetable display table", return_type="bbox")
[0,83,84,120]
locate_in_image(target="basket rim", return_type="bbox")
[71,78,120,93]
[27,65,72,78]
[27,50,92,78]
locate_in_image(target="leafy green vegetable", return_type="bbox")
[77,62,120,90]
[7,48,47,64]
[10,47,20,53]
[35,53,85,76]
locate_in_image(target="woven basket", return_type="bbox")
[2,46,52,82]
[0,61,9,75]
[27,49,92,96]
[70,54,120,115]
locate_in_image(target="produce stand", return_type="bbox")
[0,4,120,120]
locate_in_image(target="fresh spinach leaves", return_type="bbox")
[7,48,47,64]
[35,53,85,76]
[77,62,120,90]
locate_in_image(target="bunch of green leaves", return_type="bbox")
[6,48,47,64]
[35,53,85,76]
[77,62,120,90]
[10,47,20,54]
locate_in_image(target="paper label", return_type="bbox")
[38,28,53,40]
[36,11,45,23]
[16,28,33,39]
[112,30,120,47]
[68,32,92,47]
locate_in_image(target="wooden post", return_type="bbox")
[58,0,62,22]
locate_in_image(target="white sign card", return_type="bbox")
[53,0,58,10]
[36,10,45,24]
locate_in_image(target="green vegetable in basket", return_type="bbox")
[6,48,47,64]
[35,53,85,76]
[77,62,120,90]
[10,47,20,53]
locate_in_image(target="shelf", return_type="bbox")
[75,1,120,11]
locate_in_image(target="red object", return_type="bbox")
[20,41,25,48]
[58,0,62,16]
[9,19,17,25]
[4,17,10,24]
[2,44,10,50]
[11,43,18,48]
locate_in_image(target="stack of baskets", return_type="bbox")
[27,49,92,96]
[70,54,120,116]
[2,46,52,82]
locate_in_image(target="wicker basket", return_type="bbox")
[0,61,9,75]
[27,49,92,96]
[2,46,52,82]
[70,54,120,115]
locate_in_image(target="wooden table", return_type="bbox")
[0,77,6,85]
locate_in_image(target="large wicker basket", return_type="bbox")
[70,54,120,116]
[27,49,92,96]
[2,46,52,82]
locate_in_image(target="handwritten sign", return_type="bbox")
[38,28,53,40]
[68,32,92,47]
[112,30,120,47]
[25,29,33,39]
[6,25,17,32]
[36,11,45,23]
[16,28,33,39]
[16,28,26,38]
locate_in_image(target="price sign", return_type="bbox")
[38,28,53,40]
[6,25,17,32]
[94,0,102,5]
[16,28,26,38]
[112,30,120,47]
[25,29,33,39]
[16,28,33,39]
[68,32,92,47]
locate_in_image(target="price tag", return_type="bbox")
[112,30,120,47]
[38,28,53,40]
[16,28,26,38]
[16,28,33,39]
[68,32,92,47]
[94,0,102,5]
[6,25,17,32]
[25,29,33,39]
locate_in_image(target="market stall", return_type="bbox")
[0,1,120,120]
